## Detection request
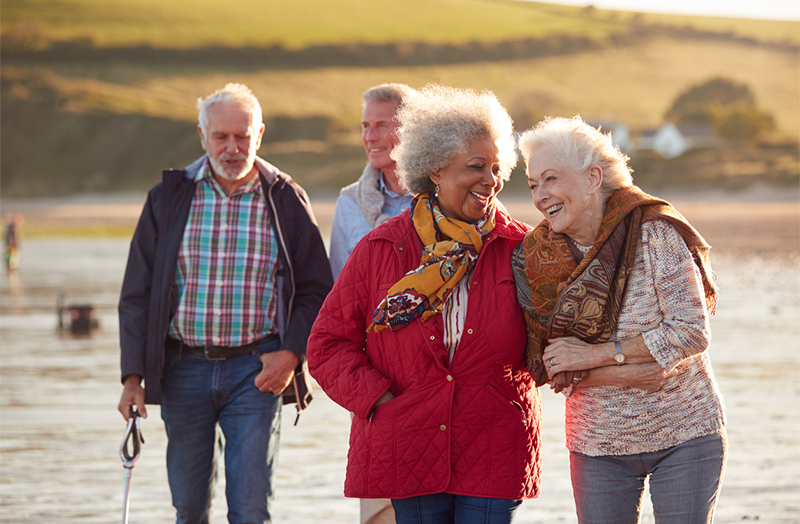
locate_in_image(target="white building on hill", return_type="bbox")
[643,122,722,158]
[586,120,636,154]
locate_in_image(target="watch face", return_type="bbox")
[614,353,625,364]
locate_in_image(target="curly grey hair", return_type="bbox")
[362,83,416,108]
[197,83,262,136]
[518,116,633,194]
[391,84,517,196]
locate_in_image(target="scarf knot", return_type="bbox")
[368,193,495,333]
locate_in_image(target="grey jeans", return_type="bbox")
[570,430,727,524]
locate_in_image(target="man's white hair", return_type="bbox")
[362,83,416,108]
[391,84,517,196]
[518,116,633,194]
[197,83,263,135]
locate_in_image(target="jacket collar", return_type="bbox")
[370,202,530,244]
[181,156,206,180]
[181,155,279,186]
[254,156,280,185]
[492,202,531,241]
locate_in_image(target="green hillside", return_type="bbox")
[0,0,620,49]
[1,0,797,197]
[5,0,796,50]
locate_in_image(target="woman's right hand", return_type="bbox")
[622,362,677,391]
[573,362,677,391]
[373,390,395,409]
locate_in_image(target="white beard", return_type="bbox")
[209,153,254,181]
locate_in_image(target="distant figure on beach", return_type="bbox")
[513,116,727,523]
[329,83,416,282]
[117,83,332,523]
[4,213,23,270]
[330,81,415,524]
[308,85,541,524]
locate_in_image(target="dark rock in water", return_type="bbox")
[57,293,99,335]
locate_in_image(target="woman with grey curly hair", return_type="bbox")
[514,116,726,523]
[392,84,518,198]
[308,85,542,523]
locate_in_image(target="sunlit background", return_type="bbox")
[1,0,798,204]
[1,1,798,522]
[533,0,799,20]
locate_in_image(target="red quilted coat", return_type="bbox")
[307,207,541,500]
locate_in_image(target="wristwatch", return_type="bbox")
[614,340,626,365]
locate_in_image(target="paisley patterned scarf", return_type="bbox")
[513,185,717,385]
[368,192,495,333]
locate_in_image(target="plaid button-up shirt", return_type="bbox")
[169,161,279,347]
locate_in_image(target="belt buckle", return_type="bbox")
[203,346,226,361]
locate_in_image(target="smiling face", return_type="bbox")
[199,102,265,183]
[429,137,503,222]
[526,147,605,245]
[362,100,401,175]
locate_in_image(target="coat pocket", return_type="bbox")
[351,383,451,498]
[488,382,528,426]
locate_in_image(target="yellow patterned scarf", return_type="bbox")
[368,192,495,333]
[514,185,717,385]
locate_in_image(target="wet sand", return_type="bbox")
[6,184,800,257]
[0,188,798,522]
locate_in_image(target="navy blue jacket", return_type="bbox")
[119,156,333,407]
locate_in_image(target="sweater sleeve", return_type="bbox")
[307,236,393,420]
[639,220,712,372]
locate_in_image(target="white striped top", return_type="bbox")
[443,278,470,363]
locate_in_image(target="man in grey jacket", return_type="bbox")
[328,83,416,281]
[117,83,332,524]
[328,84,415,524]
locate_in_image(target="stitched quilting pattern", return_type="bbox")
[308,211,541,500]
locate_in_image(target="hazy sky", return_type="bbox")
[525,0,800,21]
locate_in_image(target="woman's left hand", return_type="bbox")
[543,336,600,378]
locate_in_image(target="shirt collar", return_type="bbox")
[379,171,410,198]
[198,158,263,197]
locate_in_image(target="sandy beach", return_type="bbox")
[0,187,798,523]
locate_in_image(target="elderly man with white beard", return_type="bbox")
[117,83,332,524]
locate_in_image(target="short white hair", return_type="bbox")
[362,83,416,108]
[197,83,262,135]
[391,84,517,196]
[518,116,633,193]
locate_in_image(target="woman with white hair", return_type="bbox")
[308,85,541,523]
[513,116,727,523]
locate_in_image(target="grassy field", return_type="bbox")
[5,37,797,137]
[1,1,797,197]
[0,0,631,49]
[4,0,797,49]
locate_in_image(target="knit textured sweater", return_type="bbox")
[564,220,726,456]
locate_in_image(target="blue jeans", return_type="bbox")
[391,493,522,524]
[160,339,283,524]
[570,430,727,524]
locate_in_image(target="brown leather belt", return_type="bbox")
[165,334,279,361]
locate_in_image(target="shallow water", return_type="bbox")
[0,239,798,523]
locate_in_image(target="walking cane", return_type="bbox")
[120,406,145,524]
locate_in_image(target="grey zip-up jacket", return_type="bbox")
[119,156,333,410]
